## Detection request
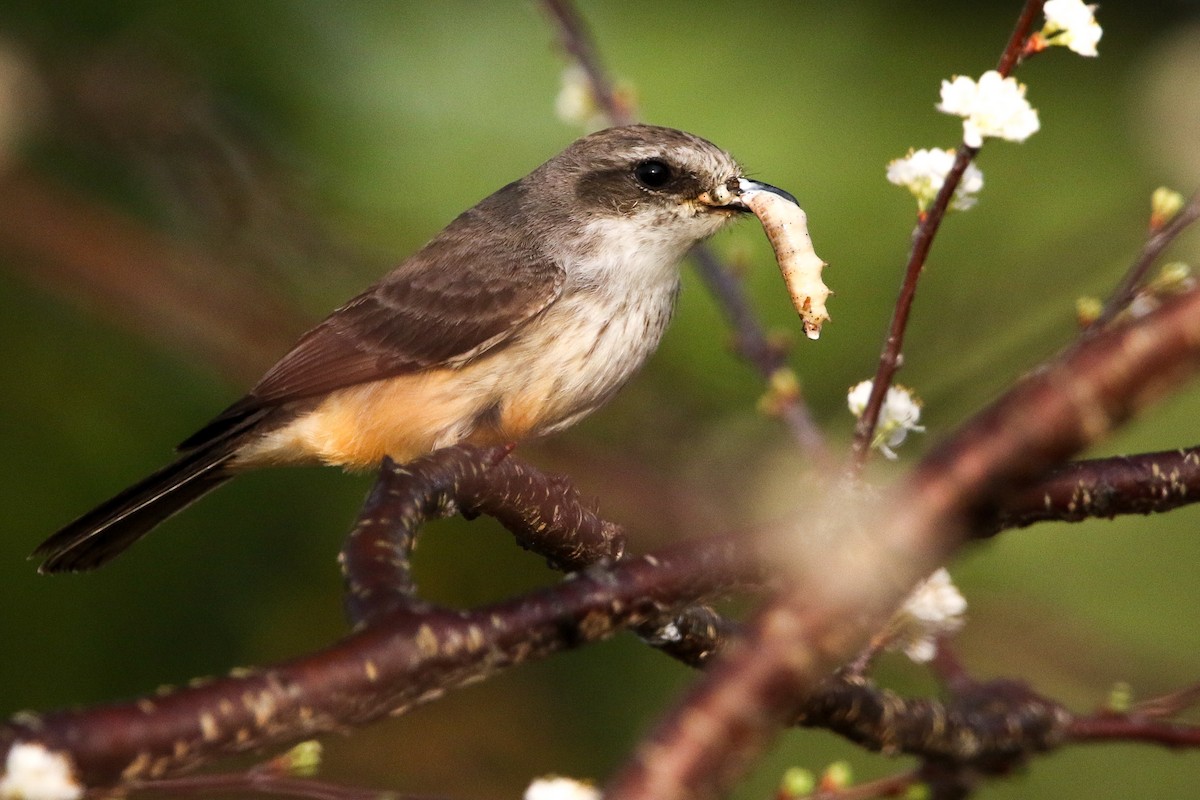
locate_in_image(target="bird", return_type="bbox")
[34,124,798,573]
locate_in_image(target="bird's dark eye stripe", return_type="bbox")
[633,159,672,189]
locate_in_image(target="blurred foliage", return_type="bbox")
[0,2,1199,798]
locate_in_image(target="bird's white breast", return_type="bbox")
[497,208,727,435]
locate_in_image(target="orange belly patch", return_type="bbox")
[232,363,565,470]
[234,369,483,469]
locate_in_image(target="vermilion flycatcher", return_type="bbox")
[35,124,797,573]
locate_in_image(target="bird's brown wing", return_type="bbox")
[255,252,564,402]
[179,212,565,451]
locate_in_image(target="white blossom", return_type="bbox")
[1042,0,1102,57]
[890,568,968,663]
[937,71,1040,148]
[886,148,984,212]
[847,380,925,460]
[525,777,601,800]
[0,744,82,800]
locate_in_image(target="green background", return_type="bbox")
[1,2,1198,797]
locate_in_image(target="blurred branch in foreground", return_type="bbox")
[605,277,1200,798]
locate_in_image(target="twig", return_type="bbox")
[1132,682,1200,719]
[847,141,978,470]
[850,0,1046,471]
[1068,715,1200,748]
[996,0,1048,75]
[1094,191,1200,327]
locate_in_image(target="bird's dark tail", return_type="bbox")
[34,442,236,574]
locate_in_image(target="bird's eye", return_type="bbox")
[633,159,672,189]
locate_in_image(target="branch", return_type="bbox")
[341,447,738,667]
[983,445,1200,534]
[339,446,626,627]
[337,441,1200,778]
[604,284,1200,800]
[797,673,1069,768]
[1069,715,1200,749]
[0,448,757,793]
[796,664,1198,771]
[6,308,1200,798]
[1067,682,1200,748]
[848,140,977,470]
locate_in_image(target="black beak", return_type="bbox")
[734,178,799,209]
[702,178,800,213]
